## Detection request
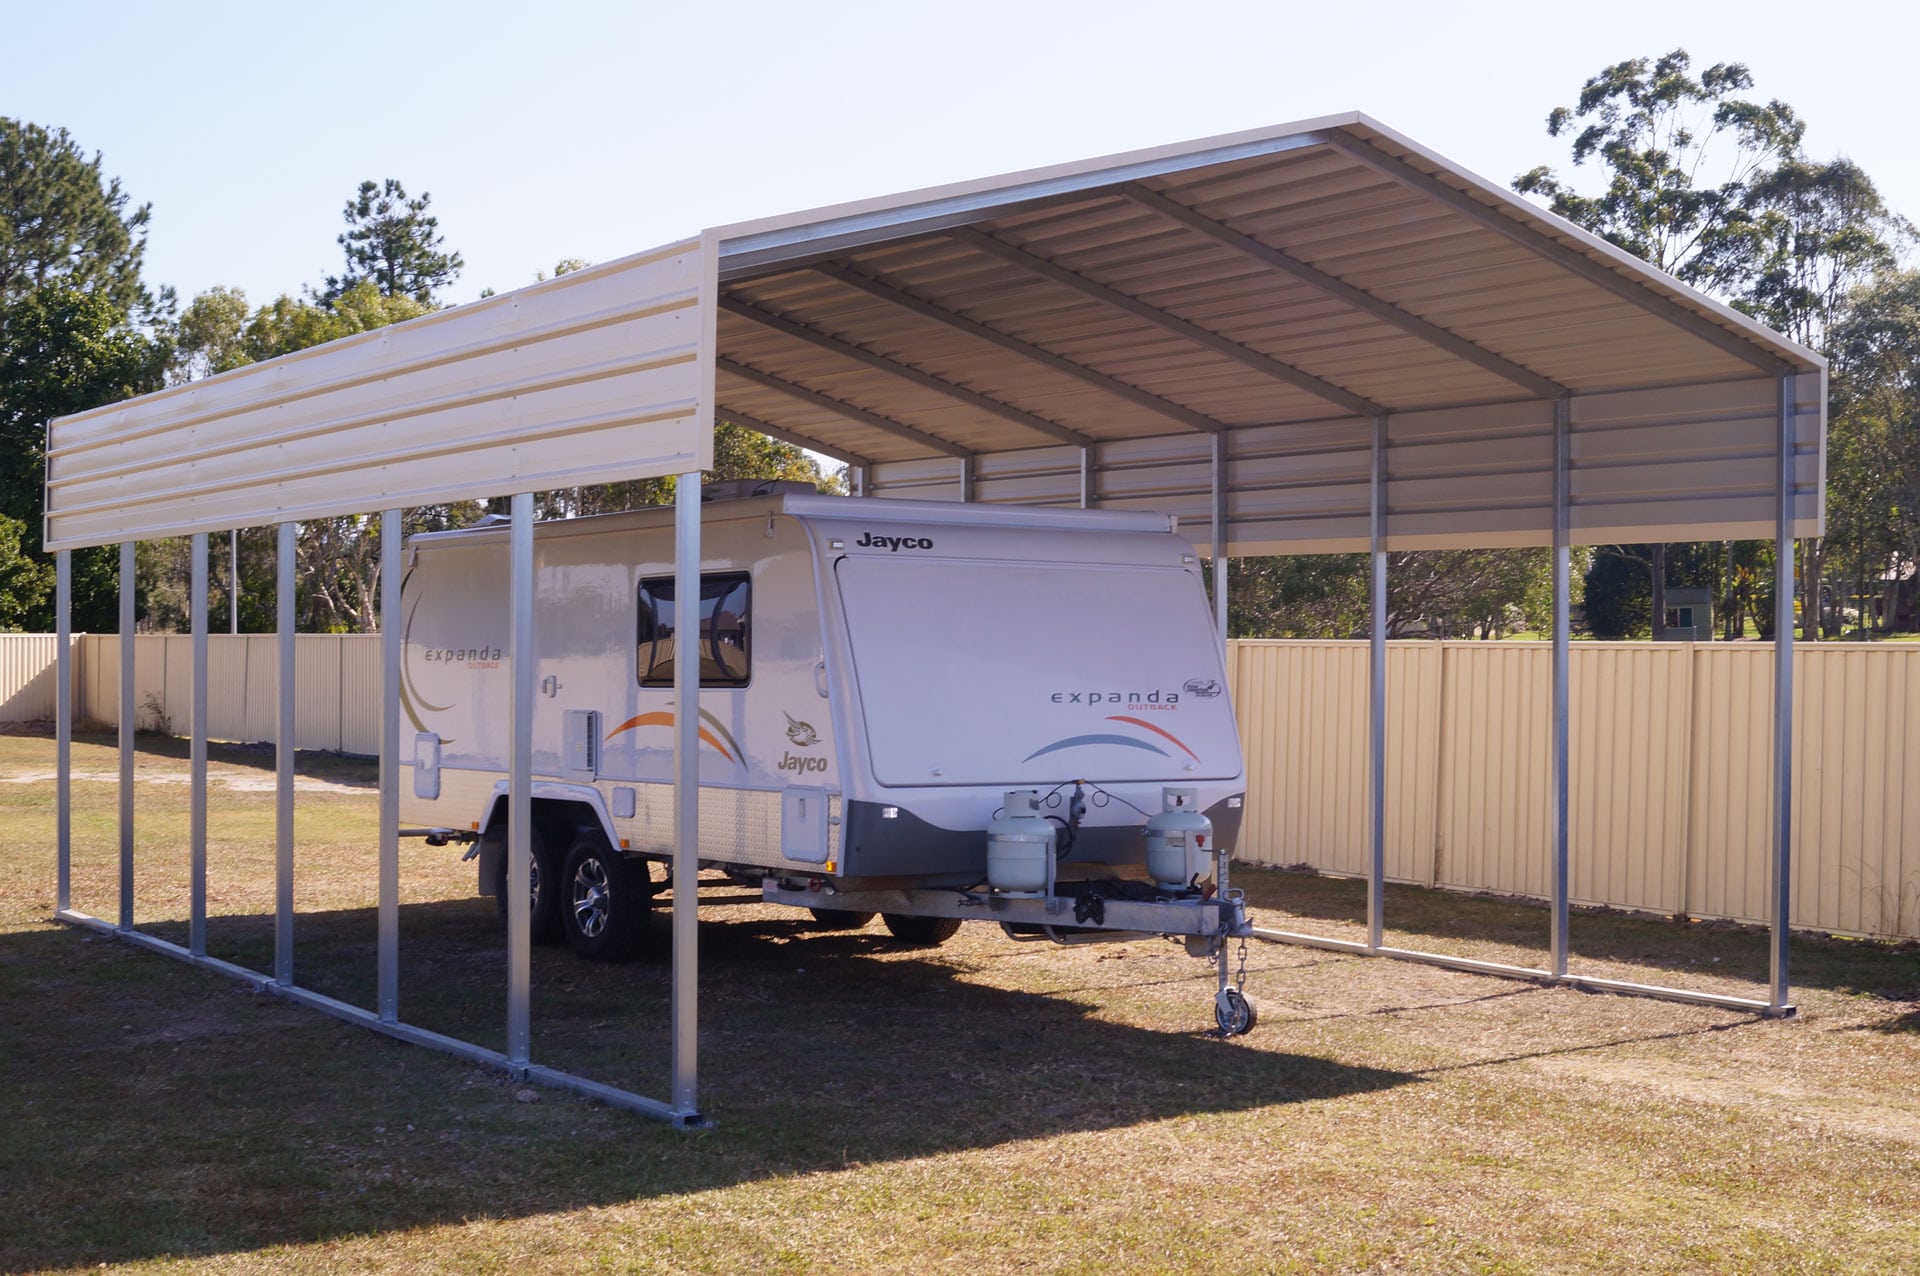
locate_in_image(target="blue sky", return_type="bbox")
[9,0,1917,310]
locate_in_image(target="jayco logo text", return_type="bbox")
[853,532,934,551]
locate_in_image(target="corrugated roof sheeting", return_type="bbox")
[841,232,1350,426]
[46,237,720,549]
[716,114,1824,552]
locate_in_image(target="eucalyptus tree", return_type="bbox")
[1829,270,1920,632]
[1517,50,1912,640]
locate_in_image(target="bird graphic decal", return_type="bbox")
[784,711,820,747]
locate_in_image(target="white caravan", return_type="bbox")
[399,482,1259,1029]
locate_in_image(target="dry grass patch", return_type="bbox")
[1,730,1916,1273]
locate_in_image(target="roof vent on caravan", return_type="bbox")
[701,478,818,503]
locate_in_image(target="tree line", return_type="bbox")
[0,135,833,633]
[2,50,1915,638]
[1241,51,1916,641]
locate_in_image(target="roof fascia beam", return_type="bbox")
[950,226,1383,419]
[720,295,1095,448]
[717,130,1333,283]
[1325,135,1792,376]
[812,262,1228,436]
[715,404,874,467]
[1118,182,1566,400]
[716,357,972,460]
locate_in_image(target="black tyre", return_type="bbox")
[494,825,564,945]
[808,907,876,931]
[881,912,962,947]
[1214,987,1259,1036]
[561,836,651,961]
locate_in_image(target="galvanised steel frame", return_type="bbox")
[54,481,711,1126]
[1246,378,1798,1018]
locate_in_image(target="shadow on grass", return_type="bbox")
[11,725,379,787]
[1241,866,1920,1003]
[1855,1006,1920,1035]
[0,897,1417,1271]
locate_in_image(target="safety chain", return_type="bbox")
[1233,933,1250,993]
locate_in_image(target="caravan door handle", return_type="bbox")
[814,660,829,698]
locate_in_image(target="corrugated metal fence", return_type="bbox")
[2,634,1915,938]
[0,634,383,756]
[1229,641,1920,941]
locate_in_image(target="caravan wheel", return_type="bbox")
[808,908,876,931]
[494,826,564,945]
[881,913,962,947]
[562,837,651,961]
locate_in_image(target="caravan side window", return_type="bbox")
[637,572,752,688]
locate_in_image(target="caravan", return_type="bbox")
[399,482,1258,1029]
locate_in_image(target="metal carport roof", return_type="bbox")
[709,111,1823,554]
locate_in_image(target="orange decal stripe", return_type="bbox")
[1107,714,1200,762]
[605,711,675,739]
[604,710,737,764]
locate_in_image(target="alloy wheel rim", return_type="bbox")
[572,858,610,938]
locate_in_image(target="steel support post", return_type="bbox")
[851,464,867,498]
[1210,434,1228,664]
[118,541,135,932]
[55,551,71,914]
[507,493,534,1066]
[189,532,209,958]
[1367,414,1387,950]
[229,528,240,634]
[378,510,402,1024]
[1079,446,1092,509]
[959,455,974,502]
[1551,396,1571,977]
[275,523,296,986]
[671,471,702,1121]
[1771,375,1796,1012]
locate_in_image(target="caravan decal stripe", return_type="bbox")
[696,709,746,765]
[605,710,675,738]
[1022,734,1170,763]
[1105,715,1200,762]
[603,710,742,765]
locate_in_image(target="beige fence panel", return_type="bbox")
[78,635,110,727]
[133,636,167,731]
[294,636,345,753]
[0,634,75,723]
[57,634,383,757]
[239,636,281,744]
[337,637,384,757]
[1570,644,1694,914]
[1687,646,1779,927]
[1434,642,1552,898]
[1230,638,1920,942]
[11,631,1920,939]
[1778,647,1920,938]
[1229,640,1440,882]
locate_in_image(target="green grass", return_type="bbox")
[2,730,1917,1273]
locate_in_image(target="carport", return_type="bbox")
[43,113,1824,1125]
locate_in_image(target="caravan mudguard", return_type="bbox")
[473,781,625,897]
